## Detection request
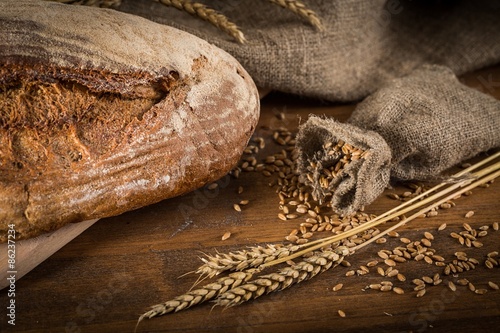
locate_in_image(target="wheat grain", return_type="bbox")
[332,283,343,291]
[465,211,475,218]
[488,281,499,290]
[393,287,404,295]
[416,289,426,297]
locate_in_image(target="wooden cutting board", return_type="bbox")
[0,219,98,290]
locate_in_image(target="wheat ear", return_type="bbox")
[215,246,349,308]
[136,270,256,328]
[266,0,324,31]
[157,0,246,43]
[196,244,301,279]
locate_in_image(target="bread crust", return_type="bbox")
[0,1,260,241]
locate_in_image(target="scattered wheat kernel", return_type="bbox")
[493,222,499,231]
[221,231,231,241]
[427,210,439,217]
[432,255,445,262]
[286,235,299,242]
[472,241,483,248]
[478,230,488,237]
[424,232,434,240]
[366,260,379,267]
[468,283,476,292]
[465,211,475,218]
[414,253,424,261]
[414,284,425,291]
[332,283,344,292]
[380,285,392,292]
[400,237,411,244]
[468,258,479,265]
[384,259,397,267]
[341,260,351,267]
[207,183,218,190]
[338,310,346,318]
[411,279,425,286]
[388,231,400,237]
[416,289,426,297]
[278,213,287,221]
[377,267,385,276]
[369,284,382,290]
[485,260,494,269]
[345,270,355,277]
[448,281,457,292]
[239,200,249,205]
[421,239,432,248]
[488,281,499,290]
[237,186,244,194]
[397,273,406,282]
[387,269,399,277]
[457,279,469,286]
[463,222,473,231]
[296,238,308,245]
[387,193,400,200]
[424,256,433,265]
[422,276,433,284]
[438,223,447,231]
[233,204,242,212]
[475,289,487,295]
[393,287,404,295]
[302,232,313,239]
[440,203,452,209]
[378,251,389,260]
[376,238,387,244]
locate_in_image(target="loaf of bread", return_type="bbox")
[0,0,260,242]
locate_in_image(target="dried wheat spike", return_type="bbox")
[157,0,246,43]
[46,0,122,8]
[215,247,349,308]
[197,244,300,278]
[137,270,255,327]
[267,0,324,31]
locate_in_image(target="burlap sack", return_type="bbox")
[296,65,500,215]
[115,0,500,102]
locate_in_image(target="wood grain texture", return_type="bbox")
[1,66,499,333]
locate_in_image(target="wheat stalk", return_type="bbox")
[267,0,324,31]
[156,0,246,43]
[215,246,349,308]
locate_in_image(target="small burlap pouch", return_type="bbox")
[296,65,500,215]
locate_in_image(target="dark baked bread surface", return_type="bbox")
[0,0,260,241]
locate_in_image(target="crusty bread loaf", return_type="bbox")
[0,0,260,242]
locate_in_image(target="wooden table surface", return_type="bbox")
[2,66,499,333]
